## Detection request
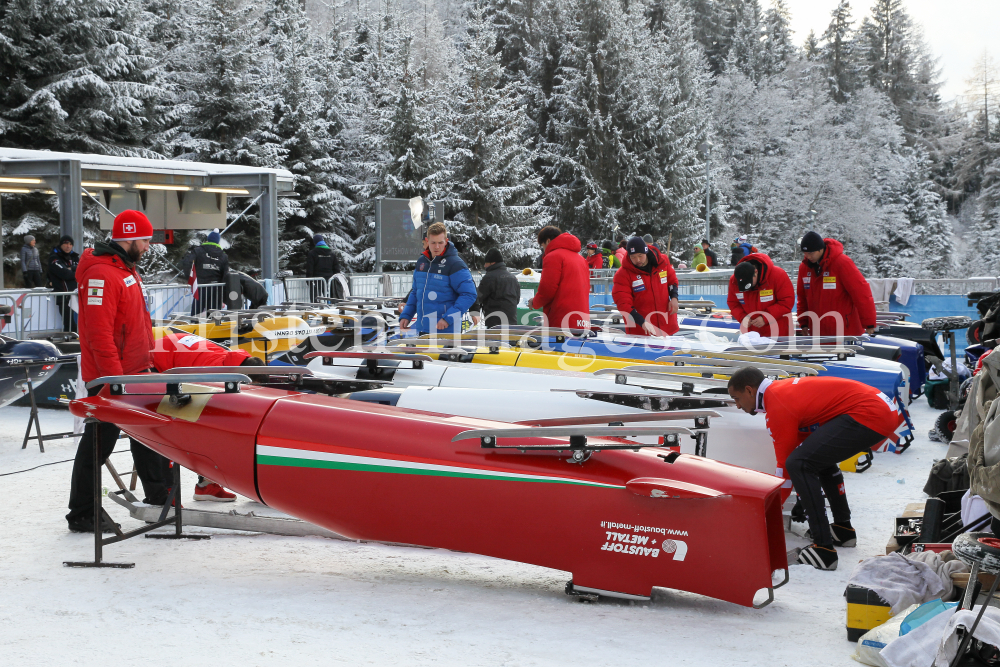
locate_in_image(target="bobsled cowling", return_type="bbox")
[70,378,786,607]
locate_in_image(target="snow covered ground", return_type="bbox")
[0,399,950,666]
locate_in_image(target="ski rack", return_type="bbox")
[305,350,433,371]
[452,425,700,463]
[725,344,859,361]
[658,351,827,371]
[592,367,730,393]
[622,364,791,378]
[515,409,721,428]
[656,355,821,376]
[556,389,737,409]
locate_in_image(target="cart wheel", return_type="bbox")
[921,316,973,332]
[934,410,957,443]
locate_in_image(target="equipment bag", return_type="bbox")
[926,378,951,410]
[923,454,970,498]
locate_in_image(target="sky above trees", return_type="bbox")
[782,0,999,103]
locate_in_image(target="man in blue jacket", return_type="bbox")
[399,222,478,335]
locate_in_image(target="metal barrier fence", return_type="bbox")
[144,283,226,319]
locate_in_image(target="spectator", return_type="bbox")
[615,238,628,265]
[796,231,877,337]
[612,236,678,336]
[692,243,707,268]
[600,240,621,268]
[181,230,229,314]
[727,252,795,336]
[399,222,478,335]
[20,235,43,288]
[584,243,603,270]
[702,240,718,268]
[48,235,79,332]
[531,225,590,330]
[236,271,269,309]
[305,234,341,302]
[472,247,520,329]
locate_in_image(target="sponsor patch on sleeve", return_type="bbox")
[87,297,103,305]
[87,287,103,297]
[123,275,137,287]
[177,335,206,348]
[88,279,105,287]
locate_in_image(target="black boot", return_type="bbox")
[67,515,121,534]
[797,544,838,570]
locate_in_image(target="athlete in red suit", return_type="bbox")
[612,236,679,336]
[728,368,902,571]
[796,232,877,336]
[727,253,795,337]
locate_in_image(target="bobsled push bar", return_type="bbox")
[554,388,737,408]
[659,352,827,371]
[593,367,730,391]
[384,342,503,357]
[414,332,542,348]
[305,350,433,371]
[515,409,722,428]
[725,344,859,361]
[656,355,820,376]
[85,373,252,395]
[618,364,792,379]
[452,425,700,463]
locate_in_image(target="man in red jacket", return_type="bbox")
[728,367,902,571]
[797,232,877,337]
[151,330,264,501]
[67,210,173,533]
[583,243,602,270]
[727,252,795,337]
[531,226,590,330]
[612,236,679,336]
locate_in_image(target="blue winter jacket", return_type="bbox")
[400,241,478,334]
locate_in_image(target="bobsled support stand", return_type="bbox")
[63,420,208,570]
[21,364,80,452]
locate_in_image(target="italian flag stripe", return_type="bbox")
[256,446,623,489]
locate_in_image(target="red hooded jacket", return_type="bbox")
[532,233,591,329]
[76,244,155,383]
[612,247,679,336]
[726,253,795,337]
[796,238,876,336]
[762,376,903,498]
[585,252,603,270]
[151,332,251,372]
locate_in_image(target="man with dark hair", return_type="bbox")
[531,226,590,330]
[472,247,520,329]
[727,251,795,336]
[400,222,477,335]
[181,230,229,314]
[48,235,79,331]
[797,231,876,336]
[67,211,173,533]
[701,240,717,268]
[583,243,602,270]
[727,367,902,570]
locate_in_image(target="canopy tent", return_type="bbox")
[0,148,295,281]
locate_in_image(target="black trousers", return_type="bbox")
[56,294,77,332]
[66,386,173,523]
[23,270,44,288]
[785,414,887,547]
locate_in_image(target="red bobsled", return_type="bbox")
[70,369,787,607]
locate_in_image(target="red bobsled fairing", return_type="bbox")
[70,372,787,607]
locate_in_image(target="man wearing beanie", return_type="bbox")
[583,243,602,270]
[48,235,80,331]
[67,210,173,533]
[305,234,341,302]
[471,247,520,329]
[727,250,795,336]
[796,231,876,337]
[181,229,229,314]
[612,236,679,336]
[20,235,44,288]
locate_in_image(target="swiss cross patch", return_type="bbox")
[838,483,846,495]
[123,222,136,234]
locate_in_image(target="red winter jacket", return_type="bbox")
[151,332,251,372]
[76,244,156,383]
[726,253,795,337]
[796,238,877,336]
[532,233,591,329]
[612,247,679,336]
[586,252,603,270]
[763,376,903,497]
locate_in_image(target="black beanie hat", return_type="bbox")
[484,247,503,264]
[800,231,825,252]
[625,237,648,256]
[58,235,74,246]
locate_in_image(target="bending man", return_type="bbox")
[727,367,901,571]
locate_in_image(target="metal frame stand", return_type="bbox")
[951,561,1000,667]
[64,422,208,570]
[20,366,79,452]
